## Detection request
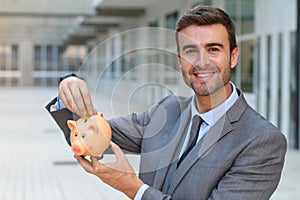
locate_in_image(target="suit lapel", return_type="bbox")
[167,94,248,194]
[152,103,192,190]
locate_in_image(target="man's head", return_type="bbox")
[175,6,239,101]
[176,6,237,53]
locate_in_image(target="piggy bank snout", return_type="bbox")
[71,140,85,155]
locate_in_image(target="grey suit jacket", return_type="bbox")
[46,91,287,200]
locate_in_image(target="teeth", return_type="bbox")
[197,73,211,77]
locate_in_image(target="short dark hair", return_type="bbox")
[176,6,237,52]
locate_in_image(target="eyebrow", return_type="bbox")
[206,42,224,49]
[181,43,225,52]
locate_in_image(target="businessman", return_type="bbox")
[46,5,287,200]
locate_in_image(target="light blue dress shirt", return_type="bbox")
[50,95,65,112]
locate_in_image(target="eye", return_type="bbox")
[208,47,219,52]
[184,48,198,55]
[75,132,78,137]
[82,133,86,139]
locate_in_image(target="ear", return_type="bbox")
[98,112,104,118]
[87,125,97,134]
[177,53,182,65]
[67,120,76,131]
[230,47,239,69]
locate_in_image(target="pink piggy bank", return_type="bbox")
[67,113,112,157]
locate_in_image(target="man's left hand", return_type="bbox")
[74,142,144,199]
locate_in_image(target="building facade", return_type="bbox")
[0,0,298,148]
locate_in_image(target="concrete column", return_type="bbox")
[258,36,267,118]
[269,33,279,125]
[281,32,291,142]
[113,33,121,79]
[296,0,300,148]
[19,42,33,86]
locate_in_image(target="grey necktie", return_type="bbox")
[177,116,202,167]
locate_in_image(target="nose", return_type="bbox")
[194,49,211,68]
[71,141,85,155]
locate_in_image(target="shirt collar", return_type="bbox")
[191,82,239,126]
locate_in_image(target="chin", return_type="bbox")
[192,85,211,96]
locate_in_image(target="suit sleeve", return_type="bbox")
[141,187,172,200]
[208,131,287,200]
[107,95,171,154]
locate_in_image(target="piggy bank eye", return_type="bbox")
[75,132,78,137]
[82,133,86,139]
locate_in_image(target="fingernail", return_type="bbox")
[88,108,94,116]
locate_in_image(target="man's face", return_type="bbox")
[177,24,239,96]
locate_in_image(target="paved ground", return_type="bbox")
[0,87,299,200]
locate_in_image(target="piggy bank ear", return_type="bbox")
[67,120,76,131]
[88,125,97,134]
[98,113,104,118]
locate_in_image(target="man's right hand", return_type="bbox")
[59,76,97,117]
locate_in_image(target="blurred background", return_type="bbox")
[0,0,299,199]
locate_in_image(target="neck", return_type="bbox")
[195,83,232,113]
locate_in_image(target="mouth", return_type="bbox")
[192,71,216,81]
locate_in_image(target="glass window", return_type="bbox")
[58,46,66,71]
[240,39,255,92]
[60,45,86,72]
[225,0,255,93]
[0,44,19,86]
[165,11,178,47]
[120,33,127,75]
[0,45,18,71]
[11,45,18,71]
[0,78,5,85]
[192,0,211,7]
[165,11,178,30]
[34,45,41,70]
[110,37,116,79]
[226,0,254,34]
[11,77,18,86]
[46,45,52,70]
[0,45,6,70]
[148,20,158,27]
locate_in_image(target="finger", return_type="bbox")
[61,87,78,113]
[59,78,82,114]
[59,83,73,111]
[69,83,86,117]
[74,155,94,173]
[78,83,96,116]
[91,156,101,168]
[58,90,70,110]
[90,156,109,174]
[109,142,125,161]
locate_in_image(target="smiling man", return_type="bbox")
[46,5,287,200]
[177,23,239,113]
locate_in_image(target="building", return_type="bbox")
[0,0,298,148]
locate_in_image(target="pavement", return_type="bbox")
[0,87,299,200]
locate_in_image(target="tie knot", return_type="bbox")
[192,115,202,124]
[191,115,202,133]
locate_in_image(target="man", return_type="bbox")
[46,6,287,200]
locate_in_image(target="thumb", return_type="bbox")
[110,141,124,161]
